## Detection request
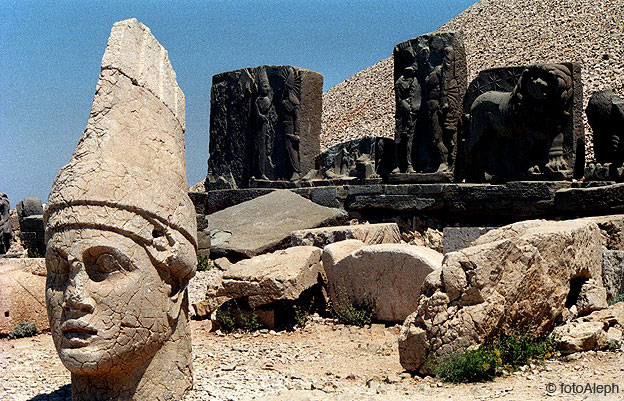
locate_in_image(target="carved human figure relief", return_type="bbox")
[281,66,302,181]
[253,68,274,180]
[392,41,421,174]
[392,32,466,178]
[44,19,197,401]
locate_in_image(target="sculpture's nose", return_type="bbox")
[63,258,95,313]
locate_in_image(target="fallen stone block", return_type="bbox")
[552,302,624,352]
[0,258,47,335]
[291,223,401,248]
[442,226,493,253]
[399,218,603,373]
[207,190,346,259]
[217,246,323,308]
[603,250,624,302]
[326,243,443,322]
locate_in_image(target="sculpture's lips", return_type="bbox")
[61,320,97,347]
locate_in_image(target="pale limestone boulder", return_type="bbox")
[552,302,624,352]
[322,239,366,285]
[399,219,603,373]
[576,279,608,315]
[603,250,624,302]
[327,243,443,322]
[291,223,401,248]
[0,258,47,335]
[218,246,323,308]
[207,190,347,259]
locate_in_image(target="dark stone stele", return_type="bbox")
[206,65,322,190]
[585,89,624,181]
[458,63,584,183]
[0,193,11,254]
[390,31,467,182]
[17,196,45,255]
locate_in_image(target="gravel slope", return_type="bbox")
[321,0,624,162]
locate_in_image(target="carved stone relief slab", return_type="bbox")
[207,65,322,189]
[391,32,467,178]
[459,63,584,182]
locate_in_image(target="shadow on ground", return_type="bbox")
[28,385,71,401]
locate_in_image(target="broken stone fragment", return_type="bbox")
[399,218,603,373]
[552,302,624,352]
[218,246,323,308]
[291,223,401,248]
[324,242,443,322]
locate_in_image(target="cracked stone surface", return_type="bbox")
[290,223,401,248]
[324,243,443,322]
[43,18,197,401]
[218,246,323,308]
[399,218,604,373]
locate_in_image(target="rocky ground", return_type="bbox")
[2,316,623,401]
[321,0,624,163]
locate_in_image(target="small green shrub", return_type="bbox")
[27,248,44,258]
[8,321,38,339]
[294,305,309,329]
[608,294,624,306]
[241,312,262,332]
[494,330,554,368]
[606,341,621,352]
[215,308,237,333]
[433,347,499,383]
[196,254,211,272]
[215,300,264,333]
[430,329,555,383]
[330,297,373,327]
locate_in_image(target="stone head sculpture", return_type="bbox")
[44,19,196,400]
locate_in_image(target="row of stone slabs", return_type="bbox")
[190,181,624,222]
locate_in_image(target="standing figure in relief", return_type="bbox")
[282,67,302,181]
[440,46,460,167]
[253,68,273,180]
[421,43,448,173]
[392,42,422,173]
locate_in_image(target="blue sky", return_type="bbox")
[0,0,477,205]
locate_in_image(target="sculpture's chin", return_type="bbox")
[59,346,111,376]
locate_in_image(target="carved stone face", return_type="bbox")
[45,228,174,376]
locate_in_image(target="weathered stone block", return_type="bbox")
[399,218,603,373]
[325,243,443,322]
[207,65,322,189]
[207,189,347,259]
[392,32,467,175]
[291,223,401,248]
[0,258,47,336]
[218,246,323,308]
[442,226,493,253]
[603,250,624,302]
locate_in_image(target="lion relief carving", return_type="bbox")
[464,64,574,181]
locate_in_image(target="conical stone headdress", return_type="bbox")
[45,19,197,280]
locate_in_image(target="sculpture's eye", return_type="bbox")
[85,247,134,282]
